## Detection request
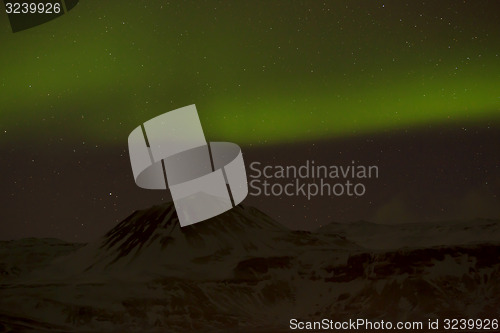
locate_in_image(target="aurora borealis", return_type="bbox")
[1,0,499,145]
[1,1,499,240]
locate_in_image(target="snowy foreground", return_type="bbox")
[0,203,499,332]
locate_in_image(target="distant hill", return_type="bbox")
[318,218,500,249]
[0,238,83,280]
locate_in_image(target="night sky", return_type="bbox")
[1,1,499,241]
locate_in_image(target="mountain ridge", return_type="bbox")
[318,217,500,250]
[0,203,498,332]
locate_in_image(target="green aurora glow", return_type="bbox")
[1,0,499,145]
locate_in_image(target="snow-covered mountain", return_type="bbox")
[0,203,498,332]
[47,203,354,279]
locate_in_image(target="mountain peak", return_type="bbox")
[71,202,290,276]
